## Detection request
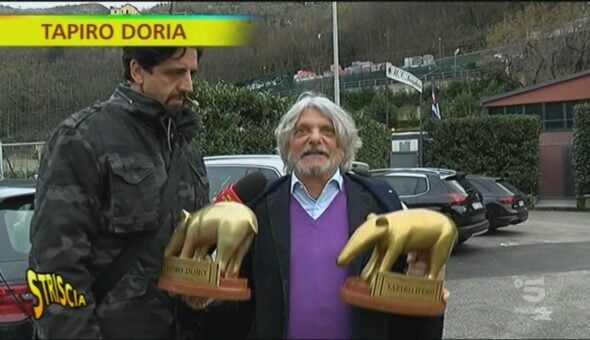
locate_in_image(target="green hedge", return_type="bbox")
[192,82,390,170]
[573,103,590,208]
[350,112,390,169]
[339,72,519,129]
[423,114,541,196]
[193,81,290,156]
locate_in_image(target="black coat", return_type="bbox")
[205,173,444,339]
[29,84,210,339]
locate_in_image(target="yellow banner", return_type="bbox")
[0,15,254,46]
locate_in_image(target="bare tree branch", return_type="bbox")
[550,51,557,79]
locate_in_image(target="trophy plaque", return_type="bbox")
[336,208,457,316]
[158,201,257,301]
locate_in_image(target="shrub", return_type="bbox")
[424,114,541,196]
[350,112,390,169]
[193,81,290,156]
[193,82,391,169]
[573,103,590,208]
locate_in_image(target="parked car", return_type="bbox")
[0,179,36,339]
[465,174,529,230]
[203,154,370,201]
[369,168,489,245]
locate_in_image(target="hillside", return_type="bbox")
[1,2,589,144]
[0,3,109,14]
[0,2,522,83]
[146,2,524,83]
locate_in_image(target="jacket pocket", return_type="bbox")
[97,275,148,332]
[107,156,159,233]
[97,274,175,338]
[184,151,209,190]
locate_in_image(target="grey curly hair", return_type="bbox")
[274,92,363,174]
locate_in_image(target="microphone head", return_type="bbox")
[233,171,268,203]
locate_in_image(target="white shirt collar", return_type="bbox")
[290,168,343,195]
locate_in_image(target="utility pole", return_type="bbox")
[386,86,392,167]
[332,1,340,105]
[418,92,423,167]
[454,48,460,77]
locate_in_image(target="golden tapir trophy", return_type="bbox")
[336,208,457,316]
[158,201,257,303]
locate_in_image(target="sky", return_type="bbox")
[0,1,163,9]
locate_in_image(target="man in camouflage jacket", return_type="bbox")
[29,47,210,339]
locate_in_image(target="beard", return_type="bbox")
[165,94,187,116]
[288,146,342,177]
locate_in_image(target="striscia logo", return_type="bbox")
[26,269,88,320]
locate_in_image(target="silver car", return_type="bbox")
[202,154,410,209]
[0,179,36,339]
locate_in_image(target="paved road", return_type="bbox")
[443,210,590,339]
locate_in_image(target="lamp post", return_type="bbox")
[332,1,340,105]
[317,32,322,76]
[454,48,460,77]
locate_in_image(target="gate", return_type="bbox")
[390,151,419,168]
[0,141,45,179]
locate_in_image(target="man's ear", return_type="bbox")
[129,59,144,85]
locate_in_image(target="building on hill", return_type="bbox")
[481,69,590,198]
[110,3,141,15]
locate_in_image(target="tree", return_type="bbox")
[365,89,397,128]
[485,2,590,86]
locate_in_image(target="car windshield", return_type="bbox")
[498,180,523,195]
[470,178,512,195]
[205,165,280,201]
[379,176,427,196]
[444,179,468,194]
[0,195,34,261]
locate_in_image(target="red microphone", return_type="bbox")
[213,171,267,204]
[213,183,242,202]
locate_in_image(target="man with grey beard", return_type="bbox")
[203,92,446,339]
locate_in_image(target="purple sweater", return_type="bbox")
[287,189,353,339]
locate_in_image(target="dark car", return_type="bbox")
[369,168,489,245]
[465,174,529,230]
[0,179,36,339]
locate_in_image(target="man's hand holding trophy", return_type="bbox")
[158,172,267,309]
[337,208,457,316]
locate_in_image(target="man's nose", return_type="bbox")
[308,128,322,143]
[179,72,193,93]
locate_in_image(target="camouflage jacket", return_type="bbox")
[29,84,210,339]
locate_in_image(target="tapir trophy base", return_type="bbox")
[340,272,446,316]
[158,256,251,300]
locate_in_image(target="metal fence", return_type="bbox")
[0,141,45,179]
[0,48,123,179]
[267,68,483,98]
[0,48,122,143]
[0,47,483,178]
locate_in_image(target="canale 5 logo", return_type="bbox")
[26,269,88,320]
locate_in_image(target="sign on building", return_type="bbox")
[385,62,422,93]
